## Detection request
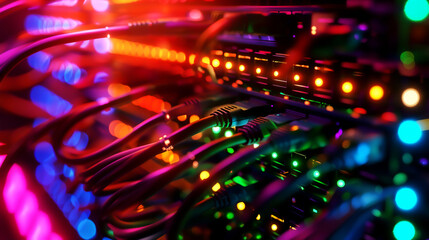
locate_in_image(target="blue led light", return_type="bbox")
[77,219,97,239]
[94,72,109,83]
[25,14,81,35]
[52,62,84,85]
[65,131,89,151]
[28,51,52,73]
[30,85,72,116]
[398,120,422,144]
[63,165,75,179]
[35,164,56,186]
[93,38,111,54]
[34,142,56,164]
[395,187,418,211]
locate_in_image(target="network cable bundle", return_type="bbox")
[0,0,428,239]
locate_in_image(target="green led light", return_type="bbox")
[212,126,221,134]
[372,209,382,217]
[225,130,234,137]
[393,173,408,185]
[313,170,320,178]
[261,166,265,172]
[227,148,235,154]
[337,179,346,188]
[214,211,221,219]
[256,234,262,239]
[312,208,318,213]
[323,197,328,202]
[393,220,415,240]
[404,0,429,22]
[292,160,299,167]
[226,212,234,220]
[178,235,183,240]
[226,225,232,231]
[272,152,278,159]
[400,51,415,65]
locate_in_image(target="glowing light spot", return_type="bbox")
[91,0,109,12]
[77,219,96,239]
[239,65,245,72]
[28,211,52,240]
[401,51,415,65]
[94,71,109,83]
[273,71,279,77]
[227,148,234,154]
[177,52,186,63]
[404,0,429,22]
[395,187,418,211]
[398,120,422,144]
[342,82,353,93]
[369,85,384,101]
[212,59,220,68]
[271,152,278,159]
[236,202,246,211]
[225,62,233,70]
[256,214,261,220]
[271,224,278,231]
[212,183,221,192]
[402,88,420,108]
[189,9,203,20]
[30,86,72,116]
[315,78,324,87]
[292,160,299,167]
[93,38,111,54]
[189,115,200,123]
[108,83,131,97]
[212,126,221,134]
[28,52,52,73]
[226,212,234,219]
[313,170,320,178]
[293,74,300,81]
[200,171,210,180]
[202,57,210,65]
[189,54,196,65]
[337,179,346,188]
[255,68,262,74]
[393,221,415,240]
[224,130,233,137]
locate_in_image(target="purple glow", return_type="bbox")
[0,154,6,168]
[15,191,39,236]
[358,23,368,31]
[3,164,27,213]
[27,212,52,240]
[93,38,112,54]
[335,129,343,139]
[25,15,81,35]
[420,158,428,166]
[91,0,109,12]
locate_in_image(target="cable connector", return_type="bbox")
[210,104,279,128]
[238,117,277,145]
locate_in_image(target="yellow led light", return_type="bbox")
[256,214,261,220]
[294,74,300,81]
[239,65,245,72]
[212,59,220,68]
[212,183,221,192]
[271,224,278,231]
[315,78,324,87]
[200,171,210,180]
[342,81,353,93]
[189,54,196,65]
[369,85,384,101]
[236,202,246,211]
[402,88,420,107]
[273,71,279,77]
[202,57,210,65]
[225,62,233,69]
[256,67,262,74]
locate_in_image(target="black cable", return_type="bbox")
[101,117,277,213]
[84,104,278,194]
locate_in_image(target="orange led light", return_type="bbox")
[212,59,220,68]
[315,78,324,87]
[225,62,233,69]
[256,67,262,74]
[273,71,279,77]
[294,74,300,81]
[369,85,384,101]
[239,65,245,72]
[189,54,196,65]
